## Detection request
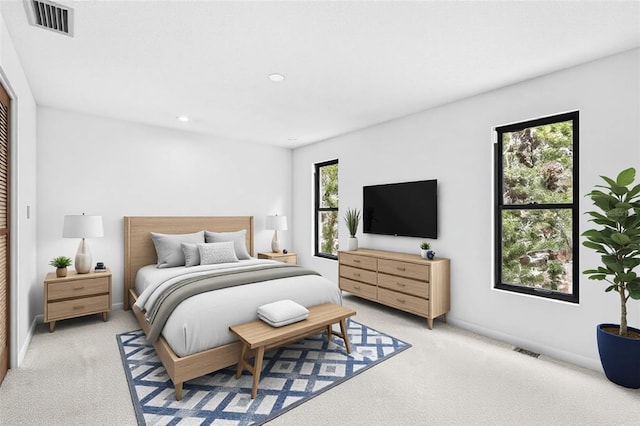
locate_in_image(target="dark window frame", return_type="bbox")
[314,159,339,260]
[494,111,580,303]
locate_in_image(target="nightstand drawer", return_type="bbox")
[47,277,109,301]
[47,294,110,320]
[339,265,377,285]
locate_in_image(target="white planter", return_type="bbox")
[420,249,428,259]
[348,237,358,251]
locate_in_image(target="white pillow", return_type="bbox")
[257,299,309,327]
[198,241,239,265]
[151,231,205,268]
[205,229,251,260]
[181,243,200,267]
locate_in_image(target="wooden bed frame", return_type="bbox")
[123,216,255,400]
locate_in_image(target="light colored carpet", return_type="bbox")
[1,294,639,425]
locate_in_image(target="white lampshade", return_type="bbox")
[265,215,288,231]
[62,214,103,274]
[265,215,287,253]
[63,215,104,238]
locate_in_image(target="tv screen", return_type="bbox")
[363,179,437,239]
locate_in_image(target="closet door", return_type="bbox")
[0,82,10,385]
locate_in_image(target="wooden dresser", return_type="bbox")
[44,269,112,332]
[339,248,450,329]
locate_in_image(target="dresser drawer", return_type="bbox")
[378,273,429,298]
[47,294,110,320]
[340,278,377,300]
[339,252,377,271]
[47,277,109,301]
[378,259,429,281]
[378,287,428,316]
[339,265,377,285]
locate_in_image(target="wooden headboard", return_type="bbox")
[123,216,254,309]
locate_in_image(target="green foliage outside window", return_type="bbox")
[318,162,338,256]
[499,118,575,295]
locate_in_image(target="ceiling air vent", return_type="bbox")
[24,0,74,37]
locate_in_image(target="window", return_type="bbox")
[494,111,579,303]
[315,159,338,259]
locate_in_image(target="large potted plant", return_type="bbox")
[582,167,640,388]
[344,208,360,251]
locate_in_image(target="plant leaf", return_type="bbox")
[616,167,636,186]
[611,232,631,245]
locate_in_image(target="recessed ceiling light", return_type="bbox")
[268,73,285,82]
[177,115,189,122]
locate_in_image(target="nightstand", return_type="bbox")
[257,252,297,265]
[44,269,112,332]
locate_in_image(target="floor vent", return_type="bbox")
[24,0,74,37]
[514,347,540,358]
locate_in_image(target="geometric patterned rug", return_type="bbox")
[117,318,411,425]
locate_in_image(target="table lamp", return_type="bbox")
[265,215,287,253]
[63,213,104,274]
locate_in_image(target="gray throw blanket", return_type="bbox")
[145,263,320,344]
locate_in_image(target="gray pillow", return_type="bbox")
[198,241,239,265]
[181,243,200,267]
[204,229,251,260]
[150,231,205,268]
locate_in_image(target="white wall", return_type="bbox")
[36,107,293,310]
[0,13,38,367]
[292,48,640,370]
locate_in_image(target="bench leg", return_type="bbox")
[236,342,248,379]
[339,319,352,354]
[251,346,265,399]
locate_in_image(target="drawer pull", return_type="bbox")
[397,267,406,271]
[354,286,361,290]
[73,286,85,290]
[353,273,360,277]
[353,259,361,263]
[73,305,85,310]
[396,298,406,303]
[396,282,406,287]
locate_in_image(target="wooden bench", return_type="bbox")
[229,303,356,398]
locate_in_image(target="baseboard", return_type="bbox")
[16,314,41,367]
[446,316,603,373]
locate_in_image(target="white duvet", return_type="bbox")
[134,259,342,357]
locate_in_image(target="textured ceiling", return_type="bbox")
[1,0,639,148]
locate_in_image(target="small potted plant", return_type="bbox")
[344,208,361,251]
[420,242,436,260]
[50,256,72,278]
[583,167,640,388]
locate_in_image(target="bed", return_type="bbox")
[123,216,342,400]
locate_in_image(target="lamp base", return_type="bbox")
[75,239,92,274]
[271,231,281,253]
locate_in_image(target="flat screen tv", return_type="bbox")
[363,179,437,239]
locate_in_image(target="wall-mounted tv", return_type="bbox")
[363,179,437,239]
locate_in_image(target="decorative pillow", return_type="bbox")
[198,241,239,265]
[150,231,205,268]
[204,229,251,260]
[257,299,309,327]
[181,243,200,267]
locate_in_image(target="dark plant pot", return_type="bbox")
[596,323,640,389]
[426,250,435,260]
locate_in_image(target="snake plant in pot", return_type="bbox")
[344,208,361,251]
[582,167,640,388]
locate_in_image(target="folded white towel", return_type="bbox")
[257,299,309,327]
